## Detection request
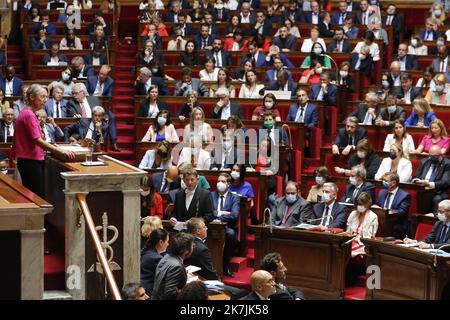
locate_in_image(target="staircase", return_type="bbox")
[6,44,24,76]
[107,41,138,166]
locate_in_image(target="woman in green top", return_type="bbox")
[300,42,331,69]
[209,67,236,98]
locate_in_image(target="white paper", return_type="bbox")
[293,223,317,230]
[173,221,187,232]
[204,280,224,287]
[398,243,420,248]
[421,249,450,257]
[186,265,201,274]
[186,275,198,283]
[57,145,89,152]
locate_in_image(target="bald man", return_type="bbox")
[388,61,401,86]
[152,165,181,194]
[241,270,276,300]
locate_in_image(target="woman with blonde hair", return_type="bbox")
[404,98,437,128]
[183,107,214,144]
[375,142,412,183]
[424,73,450,106]
[141,216,163,239]
[209,68,236,98]
[430,3,446,26]
[383,119,415,159]
[413,119,450,155]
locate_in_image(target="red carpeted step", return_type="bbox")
[344,286,366,300]
[44,254,65,290]
[107,148,134,160]
[229,256,249,273]
[113,104,135,113]
[223,266,253,292]
[117,136,134,144]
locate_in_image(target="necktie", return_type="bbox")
[56,101,60,118]
[215,52,220,66]
[219,196,224,212]
[202,39,207,49]
[363,12,366,25]
[321,206,330,226]
[387,16,392,25]
[441,61,445,73]
[348,135,354,146]
[438,225,448,244]
[282,205,293,225]
[218,10,222,20]
[384,192,393,209]
[352,187,359,202]
[340,13,344,25]
[80,102,87,118]
[6,125,10,141]
[297,106,305,122]
[363,112,371,124]
[160,179,167,192]
[429,164,438,182]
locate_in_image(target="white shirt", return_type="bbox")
[199,68,219,81]
[383,187,398,209]
[391,73,400,86]
[312,13,319,24]
[354,41,380,61]
[404,88,412,104]
[320,201,335,227]
[3,123,13,141]
[145,78,152,93]
[177,147,211,170]
[374,157,412,183]
[93,81,104,96]
[85,121,95,139]
[398,56,406,71]
[316,88,325,101]
[240,13,251,23]
[147,102,159,117]
[301,38,327,53]
[213,51,223,67]
[383,134,415,159]
[5,79,13,96]
[185,185,197,210]
[224,0,238,10]
[438,57,448,73]
[221,103,231,120]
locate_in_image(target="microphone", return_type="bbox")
[305,214,334,227]
[320,53,339,82]
[262,207,273,234]
[432,244,450,268]
[281,124,292,149]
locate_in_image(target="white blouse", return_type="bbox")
[238,83,264,99]
[300,38,327,53]
[347,210,379,239]
[383,134,415,159]
[374,157,413,183]
[199,68,219,81]
[407,45,428,56]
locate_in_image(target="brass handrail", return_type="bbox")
[76,194,122,300]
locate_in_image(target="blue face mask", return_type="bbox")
[382,181,389,189]
[286,194,297,204]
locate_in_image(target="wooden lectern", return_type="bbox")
[0,174,53,300]
[45,154,147,300]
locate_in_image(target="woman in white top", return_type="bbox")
[407,35,428,56]
[177,146,211,170]
[415,66,436,90]
[375,142,412,183]
[383,119,416,159]
[139,140,173,169]
[59,30,83,50]
[141,110,180,143]
[199,57,220,82]
[182,107,214,145]
[352,30,380,61]
[300,26,326,53]
[346,192,378,258]
[238,70,264,99]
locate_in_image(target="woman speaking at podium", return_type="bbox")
[12,84,76,198]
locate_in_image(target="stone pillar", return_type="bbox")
[21,229,45,300]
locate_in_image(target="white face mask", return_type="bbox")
[349,176,357,186]
[231,171,240,180]
[357,205,366,213]
[434,10,442,17]
[357,151,366,159]
[151,68,159,74]
[215,4,224,9]
[264,101,274,109]
[313,48,322,55]
[217,181,227,193]
[410,38,418,47]
[382,80,390,88]
[339,70,348,77]
[387,105,397,113]
[322,192,331,203]
[437,40,444,47]
[315,176,324,185]
[61,72,70,81]
[315,67,323,74]
[437,213,447,222]
[157,117,167,126]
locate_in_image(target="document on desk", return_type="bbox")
[398,243,420,248]
[421,249,450,257]
[174,221,187,231]
[293,223,317,230]
[186,265,201,274]
[204,280,224,287]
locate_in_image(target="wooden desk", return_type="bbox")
[249,224,353,299]
[363,238,450,300]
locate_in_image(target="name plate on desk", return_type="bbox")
[80,160,108,167]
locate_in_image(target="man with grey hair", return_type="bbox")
[0,107,15,143]
[44,84,69,118]
[308,182,347,229]
[35,109,64,143]
[135,66,169,96]
[211,87,243,119]
[271,181,312,227]
[350,92,381,125]
[63,105,109,145]
[71,56,94,79]
[332,116,368,155]
[341,165,375,203]
[265,45,295,68]
[349,45,373,77]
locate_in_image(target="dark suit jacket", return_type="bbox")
[151,253,187,300]
[270,284,305,300]
[303,12,322,24]
[0,120,15,143]
[333,127,368,148]
[330,73,355,92]
[73,65,95,79]
[138,51,166,66]
[0,51,5,66]
[0,77,23,96]
[309,83,337,106]
[345,152,381,179]
[63,118,109,143]
[212,191,240,229]
[350,104,382,124]
[382,14,402,38]
[211,102,243,119]
[241,291,263,300]
[237,0,261,9]
[266,80,297,99]
[283,9,304,23]
[138,100,169,117]
[413,158,450,194]
[140,248,163,295]
[212,8,230,24]
[390,86,422,102]
[180,52,200,66]
[184,237,218,280]
[66,96,100,118]
[172,187,214,223]
[193,34,215,50]
[331,12,352,25]
[204,49,232,67]
[264,69,292,82]
[32,22,56,35]
[309,202,347,229]
[318,21,334,38]
[328,40,352,53]
[174,78,209,97]
[135,76,169,96]
[378,106,406,123]
[273,35,297,51]
[177,23,193,36]
[393,54,419,71]
[86,75,114,97]
[419,29,441,41]
[341,181,376,203]
[377,188,411,238]
[241,51,268,68]
[271,196,312,226]
[83,52,108,66]
[152,172,181,193]
[44,98,69,118]
[425,221,450,249]
[349,53,373,77]
[250,20,274,37]
[42,53,68,65]
[286,102,318,128]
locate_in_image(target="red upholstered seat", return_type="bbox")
[415,223,433,241]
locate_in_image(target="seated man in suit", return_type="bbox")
[286,88,318,127]
[44,85,69,118]
[341,165,375,204]
[390,72,422,104]
[193,24,215,51]
[349,45,373,78]
[283,0,303,23]
[374,94,406,127]
[271,181,312,226]
[383,4,402,46]
[84,43,108,67]
[431,45,449,74]
[135,66,169,96]
[350,92,381,125]
[242,270,276,300]
[265,70,297,99]
[35,109,64,144]
[170,168,214,223]
[0,65,23,97]
[308,182,347,230]
[238,1,257,24]
[139,40,165,67]
[184,217,219,280]
[86,65,114,98]
[394,43,419,71]
[309,72,337,106]
[264,56,293,83]
[205,38,232,68]
[71,56,95,80]
[211,173,240,276]
[265,45,295,69]
[332,1,351,25]
[332,116,368,155]
[404,200,450,250]
[328,27,352,53]
[419,17,441,41]
[411,145,450,212]
[211,87,243,119]
[42,43,68,66]
[152,165,181,194]
[260,252,305,300]
[343,16,359,39]
[175,67,209,97]
[32,13,56,35]
[152,232,195,300]
[0,107,15,143]
[376,172,411,239]
[303,1,321,24]
[241,41,267,67]
[63,105,109,146]
[250,10,274,37]
[273,26,297,52]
